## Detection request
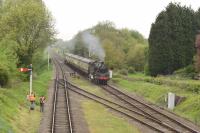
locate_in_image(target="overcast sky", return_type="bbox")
[43,0,200,41]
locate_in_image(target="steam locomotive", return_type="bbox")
[64,53,110,84]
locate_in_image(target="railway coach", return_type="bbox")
[64,53,110,84]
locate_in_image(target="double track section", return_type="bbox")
[101,85,200,133]
[66,82,179,132]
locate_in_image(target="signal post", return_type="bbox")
[19,64,33,95]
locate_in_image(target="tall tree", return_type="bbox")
[0,39,18,86]
[194,9,200,72]
[103,39,125,69]
[0,0,55,66]
[64,21,147,70]
[127,45,146,71]
[148,3,197,76]
[73,32,89,57]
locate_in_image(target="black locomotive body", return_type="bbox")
[88,61,109,84]
[65,53,110,84]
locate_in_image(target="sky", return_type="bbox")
[43,0,200,41]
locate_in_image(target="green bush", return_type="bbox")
[112,73,122,78]
[144,63,150,75]
[0,69,9,87]
[128,67,135,74]
[112,78,120,83]
[174,65,196,78]
[119,69,128,75]
[127,74,200,93]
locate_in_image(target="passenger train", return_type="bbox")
[64,53,110,84]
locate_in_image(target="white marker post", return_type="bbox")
[168,92,175,110]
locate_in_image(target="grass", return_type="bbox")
[82,100,140,133]
[70,77,141,132]
[126,73,200,93]
[116,79,192,104]
[0,66,52,133]
[70,77,108,98]
[10,107,41,133]
[112,73,200,125]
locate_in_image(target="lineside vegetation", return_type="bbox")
[0,0,55,87]
[55,3,200,79]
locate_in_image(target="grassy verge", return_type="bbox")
[112,73,200,125]
[82,100,140,133]
[123,73,200,93]
[70,77,140,132]
[70,77,108,98]
[0,67,52,133]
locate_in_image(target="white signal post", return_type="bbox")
[19,66,32,95]
[30,69,32,95]
[29,64,33,95]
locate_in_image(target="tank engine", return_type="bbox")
[64,53,110,84]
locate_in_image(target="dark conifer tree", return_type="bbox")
[148,3,196,76]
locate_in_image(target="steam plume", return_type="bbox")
[82,31,105,61]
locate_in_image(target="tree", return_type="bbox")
[0,0,55,66]
[148,3,197,76]
[63,21,147,71]
[0,39,18,86]
[103,39,125,69]
[73,32,89,57]
[194,9,200,72]
[127,45,146,71]
[93,21,147,70]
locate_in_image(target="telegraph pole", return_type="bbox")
[48,52,50,70]
[89,44,91,58]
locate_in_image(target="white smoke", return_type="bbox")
[82,31,105,61]
[66,38,76,51]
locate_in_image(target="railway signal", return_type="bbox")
[19,64,33,95]
[19,68,29,72]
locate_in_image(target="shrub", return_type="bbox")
[112,78,120,83]
[0,69,9,87]
[174,65,196,78]
[128,67,135,74]
[112,73,122,78]
[119,69,128,75]
[144,63,150,75]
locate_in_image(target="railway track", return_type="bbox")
[52,52,200,132]
[101,85,200,133]
[66,81,181,132]
[51,58,73,133]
